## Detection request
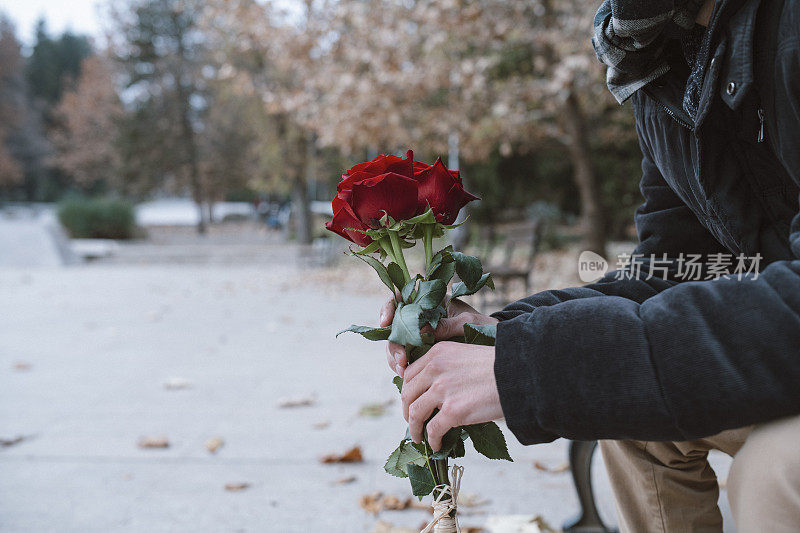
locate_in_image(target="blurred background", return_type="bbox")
[0,0,735,532]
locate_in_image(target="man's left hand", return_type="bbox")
[401,341,504,451]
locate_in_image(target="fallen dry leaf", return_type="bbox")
[458,493,490,508]
[360,492,384,515]
[224,482,250,491]
[321,445,363,464]
[0,435,27,448]
[533,460,570,474]
[312,420,330,430]
[333,475,357,485]
[359,492,429,515]
[137,436,170,449]
[530,515,557,532]
[205,436,224,453]
[358,400,392,418]
[277,394,316,408]
[163,377,193,390]
[12,361,31,371]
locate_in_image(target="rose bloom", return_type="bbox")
[326,150,479,245]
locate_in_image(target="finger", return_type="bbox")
[401,362,436,421]
[407,390,441,443]
[434,316,469,341]
[426,409,456,451]
[386,343,407,376]
[402,343,443,384]
[379,297,396,327]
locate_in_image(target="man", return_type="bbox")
[379,0,800,530]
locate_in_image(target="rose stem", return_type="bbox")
[388,230,411,284]
[423,224,434,275]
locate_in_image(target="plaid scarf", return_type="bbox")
[592,1,707,104]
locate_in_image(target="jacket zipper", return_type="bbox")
[658,101,693,130]
[757,108,765,143]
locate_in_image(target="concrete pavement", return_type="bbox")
[0,224,736,532]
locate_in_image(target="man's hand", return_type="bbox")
[400,341,504,451]
[379,297,498,377]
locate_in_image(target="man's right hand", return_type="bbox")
[379,296,499,377]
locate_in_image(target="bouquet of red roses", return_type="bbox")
[327,150,511,532]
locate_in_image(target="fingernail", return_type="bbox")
[380,311,386,324]
[395,364,404,377]
[393,352,401,365]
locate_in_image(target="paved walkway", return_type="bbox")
[0,220,736,532]
[0,212,63,267]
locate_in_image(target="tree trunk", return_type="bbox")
[562,91,607,257]
[292,132,313,245]
[292,175,312,245]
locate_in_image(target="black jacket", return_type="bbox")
[493,0,800,444]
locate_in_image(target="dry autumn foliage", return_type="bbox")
[50,55,122,189]
[204,0,615,254]
[320,445,363,463]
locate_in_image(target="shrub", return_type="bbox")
[57,198,136,239]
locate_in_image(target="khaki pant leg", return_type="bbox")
[600,427,750,533]
[727,414,800,533]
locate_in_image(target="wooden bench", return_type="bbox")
[475,218,544,310]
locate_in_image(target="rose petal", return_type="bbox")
[326,198,373,246]
[351,172,419,227]
[415,158,479,224]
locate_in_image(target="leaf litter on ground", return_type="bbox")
[0,435,30,448]
[205,436,224,453]
[137,436,170,449]
[533,460,570,474]
[359,492,430,515]
[277,394,316,408]
[321,445,363,463]
[358,399,393,418]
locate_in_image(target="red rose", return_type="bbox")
[326,150,419,244]
[413,157,479,224]
[326,195,373,246]
[337,150,415,204]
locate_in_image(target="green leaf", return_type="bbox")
[401,278,417,303]
[420,306,446,330]
[406,463,437,497]
[402,206,437,225]
[336,325,392,341]
[384,445,406,477]
[429,260,456,284]
[387,262,406,291]
[451,272,494,298]
[464,422,512,461]
[393,376,403,393]
[353,241,381,255]
[463,323,497,346]
[414,279,446,310]
[430,427,463,459]
[388,303,423,347]
[407,343,431,364]
[452,432,466,458]
[452,252,482,288]
[384,440,428,478]
[353,254,394,294]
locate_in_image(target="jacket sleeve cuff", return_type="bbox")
[494,318,558,445]
[494,296,677,443]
